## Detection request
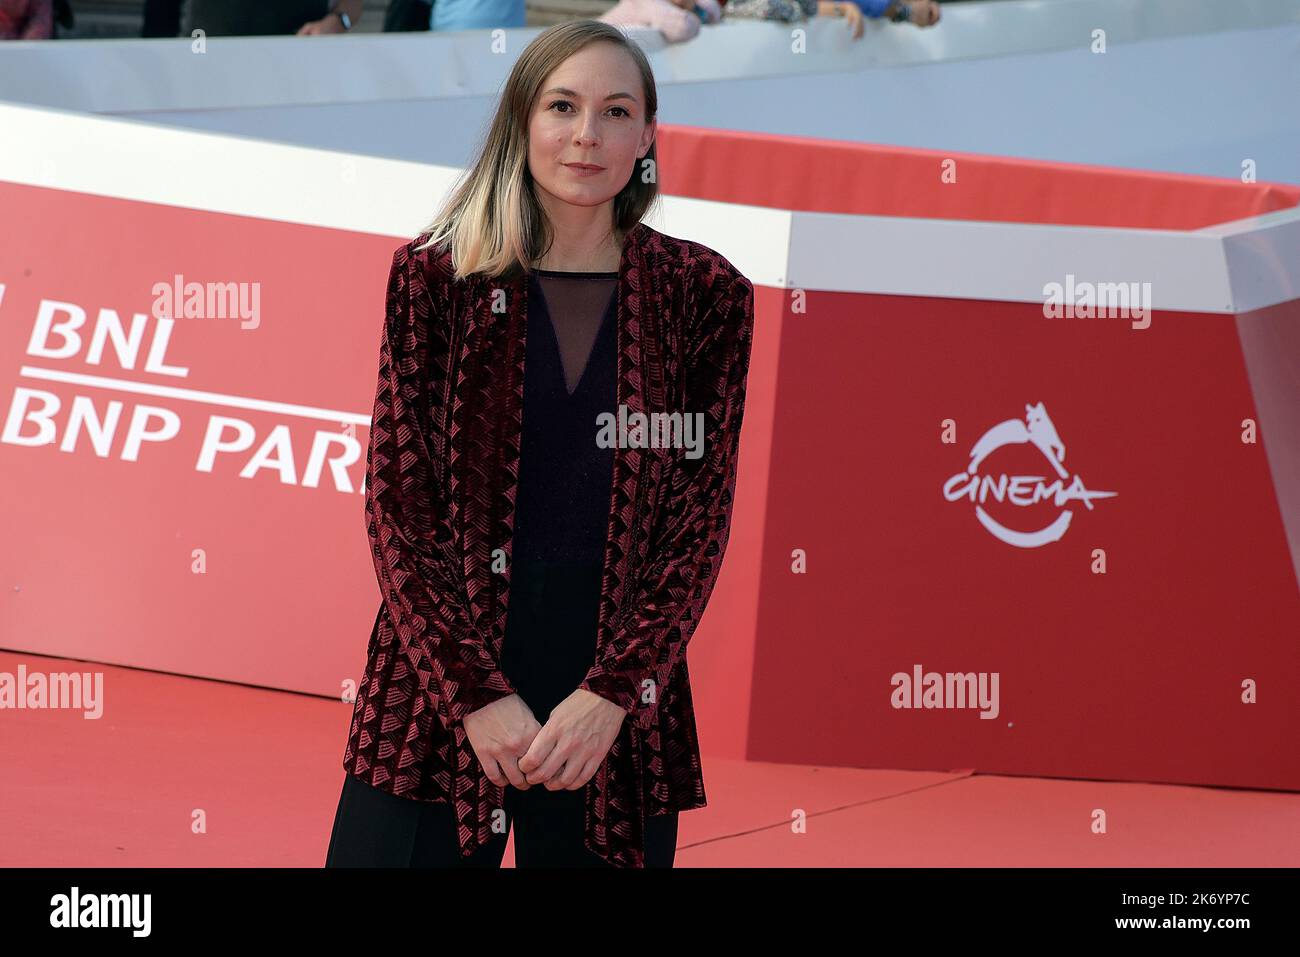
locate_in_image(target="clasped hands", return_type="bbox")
[463,689,627,791]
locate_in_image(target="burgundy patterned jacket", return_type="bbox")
[341,220,755,867]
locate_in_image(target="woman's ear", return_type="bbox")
[640,119,657,159]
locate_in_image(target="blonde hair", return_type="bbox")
[414,20,661,281]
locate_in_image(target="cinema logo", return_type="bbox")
[1042,273,1151,329]
[942,402,1116,548]
[151,273,260,329]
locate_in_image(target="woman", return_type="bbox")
[325,20,754,868]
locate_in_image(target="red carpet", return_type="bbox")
[2,650,1295,868]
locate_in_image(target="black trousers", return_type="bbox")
[326,558,679,867]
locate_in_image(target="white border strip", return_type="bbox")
[1,101,1296,312]
[0,101,458,239]
[790,210,1241,314]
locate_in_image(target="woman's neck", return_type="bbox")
[533,226,624,273]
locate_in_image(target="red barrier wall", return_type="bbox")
[744,290,1300,788]
[4,124,1298,787]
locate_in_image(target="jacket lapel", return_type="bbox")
[452,260,524,663]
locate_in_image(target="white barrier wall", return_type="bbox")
[1,0,1299,182]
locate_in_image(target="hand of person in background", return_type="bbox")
[817,0,941,33]
[905,0,941,26]
[669,0,723,24]
[599,0,702,44]
[836,1,865,38]
[464,694,543,790]
[517,688,626,790]
[298,2,362,35]
[297,14,347,34]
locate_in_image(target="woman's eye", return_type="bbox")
[548,101,631,118]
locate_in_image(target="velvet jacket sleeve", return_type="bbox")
[579,265,755,732]
[364,243,518,733]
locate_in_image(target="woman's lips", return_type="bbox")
[565,163,605,176]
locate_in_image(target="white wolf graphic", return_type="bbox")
[967,402,1068,479]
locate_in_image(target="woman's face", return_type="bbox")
[527,43,656,218]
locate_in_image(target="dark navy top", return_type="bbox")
[510,268,618,565]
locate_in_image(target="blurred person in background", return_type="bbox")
[0,0,52,39]
[429,0,525,31]
[866,0,941,26]
[169,0,363,36]
[143,0,180,37]
[379,0,527,32]
[723,0,941,37]
[600,0,723,44]
[384,0,433,31]
[299,0,364,32]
